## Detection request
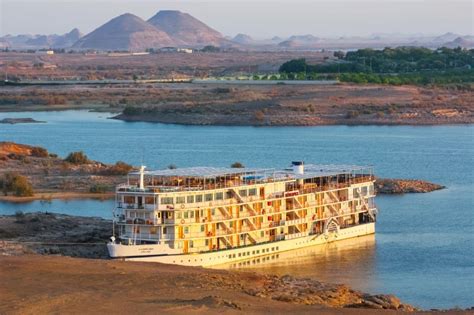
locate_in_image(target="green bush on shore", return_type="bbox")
[89,183,109,193]
[0,173,34,197]
[64,151,89,164]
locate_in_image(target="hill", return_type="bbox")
[73,13,174,51]
[148,10,230,47]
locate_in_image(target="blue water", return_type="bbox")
[0,110,473,309]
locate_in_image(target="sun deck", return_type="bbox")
[119,164,374,193]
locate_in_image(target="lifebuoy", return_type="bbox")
[181,204,185,209]
[181,219,185,224]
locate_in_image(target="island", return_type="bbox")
[0,118,45,124]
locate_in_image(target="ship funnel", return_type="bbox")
[292,161,304,175]
[139,165,146,190]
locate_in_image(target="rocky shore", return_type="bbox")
[375,178,445,194]
[2,213,472,314]
[0,213,418,314]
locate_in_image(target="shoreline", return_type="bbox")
[0,213,471,313]
[1,106,471,126]
[0,192,114,203]
[113,114,474,127]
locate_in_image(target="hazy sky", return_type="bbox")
[1,0,473,38]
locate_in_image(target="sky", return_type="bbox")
[0,0,473,38]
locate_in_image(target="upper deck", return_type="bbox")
[117,163,374,195]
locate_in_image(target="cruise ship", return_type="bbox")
[107,162,377,266]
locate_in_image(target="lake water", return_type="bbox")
[0,110,473,309]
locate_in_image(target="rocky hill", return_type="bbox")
[148,10,230,47]
[73,13,175,51]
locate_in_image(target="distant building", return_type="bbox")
[36,50,54,55]
[160,47,178,53]
[178,48,193,54]
[159,47,193,53]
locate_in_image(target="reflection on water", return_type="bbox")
[214,235,377,292]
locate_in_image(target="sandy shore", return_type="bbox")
[1,213,473,314]
[0,192,114,203]
[2,255,473,315]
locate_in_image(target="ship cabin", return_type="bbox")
[113,163,376,253]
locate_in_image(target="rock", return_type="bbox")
[375,178,445,194]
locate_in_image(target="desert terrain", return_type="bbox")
[1,81,473,125]
[1,213,472,314]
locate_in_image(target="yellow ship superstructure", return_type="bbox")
[108,162,377,266]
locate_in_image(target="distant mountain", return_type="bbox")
[277,34,321,49]
[288,34,320,42]
[73,13,174,51]
[53,28,83,48]
[433,32,460,43]
[232,33,254,45]
[148,10,229,47]
[25,34,57,47]
[1,29,82,49]
[443,36,474,48]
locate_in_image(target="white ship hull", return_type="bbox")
[108,222,375,267]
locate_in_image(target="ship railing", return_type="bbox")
[286,232,307,240]
[285,218,307,226]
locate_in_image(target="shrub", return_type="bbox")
[31,146,49,158]
[103,161,133,175]
[89,184,109,193]
[14,210,25,223]
[254,110,265,122]
[64,151,89,164]
[346,110,360,119]
[1,173,34,196]
[231,162,245,168]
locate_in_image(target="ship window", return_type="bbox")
[239,206,244,212]
[211,209,215,216]
[239,189,247,197]
[145,197,154,204]
[190,241,194,248]
[176,196,185,204]
[261,231,264,237]
[176,212,181,219]
[124,196,134,204]
[362,187,368,196]
[249,188,257,196]
[163,227,167,234]
[187,195,194,203]
[196,195,203,202]
[184,227,189,234]
[225,191,233,199]
[200,210,204,217]
[190,211,194,218]
[205,240,209,246]
[184,212,189,219]
[215,192,223,200]
[205,193,213,201]
[200,225,205,232]
[229,222,233,228]
[161,197,173,204]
